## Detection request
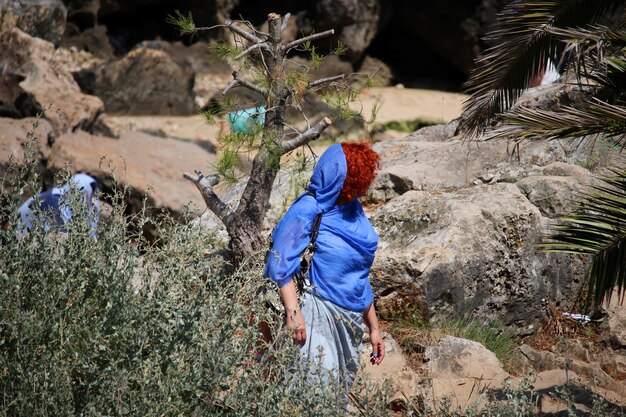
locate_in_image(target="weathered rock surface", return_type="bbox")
[511,343,626,395]
[53,46,104,95]
[0,29,104,133]
[516,175,584,219]
[426,336,508,380]
[303,0,380,62]
[94,47,195,115]
[0,0,67,45]
[48,129,217,214]
[360,331,423,411]
[0,117,54,178]
[369,183,586,325]
[371,134,596,201]
[60,24,114,59]
[424,336,509,411]
[607,291,626,349]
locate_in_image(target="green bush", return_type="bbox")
[0,135,390,416]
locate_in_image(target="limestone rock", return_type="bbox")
[304,0,381,62]
[516,175,584,218]
[360,332,423,411]
[53,46,105,95]
[48,129,217,215]
[369,184,586,324]
[607,291,626,349]
[426,336,508,380]
[356,55,394,87]
[60,24,114,59]
[405,121,459,142]
[0,117,54,178]
[0,29,104,133]
[425,335,509,412]
[371,123,597,202]
[0,0,67,45]
[94,47,195,115]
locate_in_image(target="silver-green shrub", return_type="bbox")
[0,135,390,416]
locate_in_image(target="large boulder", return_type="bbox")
[302,0,381,63]
[369,183,586,325]
[0,29,104,133]
[94,47,195,115]
[47,129,218,215]
[0,0,67,45]
[132,40,233,110]
[53,46,105,95]
[426,336,508,380]
[606,291,626,349]
[424,336,509,412]
[60,24,114,59]
[0,117,54,179]
[371,127,600,202]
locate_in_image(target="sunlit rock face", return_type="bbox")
[0,28,104,133]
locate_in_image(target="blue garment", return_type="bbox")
[17,173,100,238]
[265,144,378,312]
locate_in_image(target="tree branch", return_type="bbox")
[281,13,291,32]
[281,117,332,153]
[308,74,345,89]
[286,29,335,50]
[222,71,269,97]
[234,42,269,60]
[183,171,233,225]
[224,20,261,43]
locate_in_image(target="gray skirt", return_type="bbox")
[298,289,365,392]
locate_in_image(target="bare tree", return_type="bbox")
[175,12,345,262]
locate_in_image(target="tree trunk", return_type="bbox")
[227,14,286,262]
[184,13,337,265]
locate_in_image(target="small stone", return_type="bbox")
[480,172,495,183]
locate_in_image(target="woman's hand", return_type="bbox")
[286,307,307,346]
[363,303,385,365]
[279,281,306,346]
[369,329,385,365]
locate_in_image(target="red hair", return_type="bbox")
[339,142,380,202]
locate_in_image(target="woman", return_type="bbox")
[17,173,100,238]
[265,142,384,396]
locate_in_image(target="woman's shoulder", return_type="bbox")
[290,192,318,217]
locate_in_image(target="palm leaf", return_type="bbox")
[486,98,626,142]
[460,0,623,137]
[485,25,626,143]
[541,170,626,309]
[547,25,626,94]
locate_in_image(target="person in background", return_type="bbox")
[265,142,385,399]
[17,173,100,238]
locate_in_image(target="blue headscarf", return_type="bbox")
[18,173,100,238]
[265,144,378,312]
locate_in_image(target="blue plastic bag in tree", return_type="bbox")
[228,106,266,134]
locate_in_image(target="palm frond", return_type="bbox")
[541,170,626,309]
[486,98,626,142]
[548,25,626,94]
[461,0,624,137]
